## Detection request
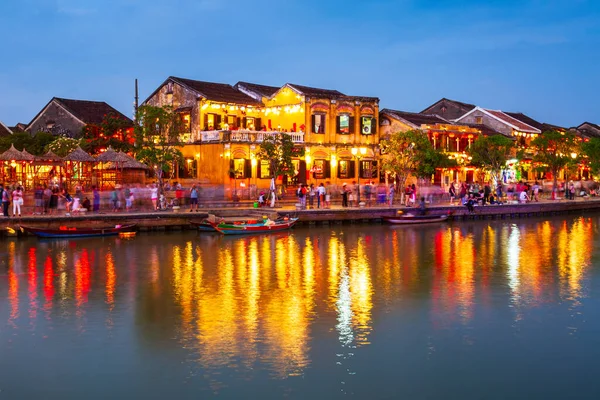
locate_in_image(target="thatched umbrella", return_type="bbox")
[95,147,135,188]
[33,151,64,188]
[63,146,95,190]
[0,144,34,185]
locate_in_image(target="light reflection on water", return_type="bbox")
[1,216,600,398]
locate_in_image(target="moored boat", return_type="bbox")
[20,224,137,238]
[212,218,298,235]
[383,214,448,225]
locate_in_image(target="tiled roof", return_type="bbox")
[420,97,476,114]
[287,83,345,99]
[171,77,262,105]
[504,112,545,131]
[235,81,281,98]
[578,121,600,131]
[0,121,12,136]
[54,98,132,126]
[459,123,513,138]
[8,123,26,133]
[483,109,540,133]
[381,109,449,127]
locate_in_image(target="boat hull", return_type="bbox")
[213,219,298,235]
[383,215,448,225]
[21,224,137,238]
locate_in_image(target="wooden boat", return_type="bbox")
[20,224,137,238]
[212,218,298,235]
[383,214,448,225]
[190,219,218,232]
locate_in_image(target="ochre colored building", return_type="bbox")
[144,76,379,199]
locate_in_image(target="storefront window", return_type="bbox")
[259,160,271,179]
[312,114,326,134]
[313,159,326,179]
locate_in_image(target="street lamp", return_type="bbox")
[351,147,367,205]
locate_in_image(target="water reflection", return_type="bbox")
[1,216,599,396]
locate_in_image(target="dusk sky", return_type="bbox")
[1,0,598,127]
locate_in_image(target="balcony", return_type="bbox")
[190,130,305,144]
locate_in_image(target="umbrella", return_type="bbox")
[0,144,33,161]
[64,146,95,162]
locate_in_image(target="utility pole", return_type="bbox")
[134,78,139,124]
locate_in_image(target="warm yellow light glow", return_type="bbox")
[251,158,257,167]
[330,155,337,166]
[305,154,312,165]
[571,152,577,159]
[201,103,209,110]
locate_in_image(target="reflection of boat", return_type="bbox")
[212,218,298,235]
[21,224,137,238]
[383,214,448,225]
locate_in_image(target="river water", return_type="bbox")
[1,216,600,399]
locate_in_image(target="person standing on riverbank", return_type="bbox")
[308,184,316,209]
[1,184,9,217]
[49,188,58,214]
[189,184,199,212]
[12,186,23,217]
[388,183,395,206]
[341,183,349,207]
[449,182,456,205]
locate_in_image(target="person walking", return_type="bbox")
[341,183,349,207]
[43,185,52,214]
[317,183,325,209]
[150,184,158,210]
[110,187,119,212]
[308,184,316,209]
[1,185,9,217]
[49,187,59,214]
[92,185,100,212]
[12,186,23,217]
[388,183,395,207]
[532,181,540,202]
[325,182,331,208]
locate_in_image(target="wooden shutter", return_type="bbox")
[215,114,222,130]
[311,114,316,133]
[349,116,355,134]
[349,160,356,178]
[324,160,331,178]
[371,161,378,178]
[255,117,261,130]
[336,116,340,134]
[242,117,247,129]
[203,114,208,130]
[371,117,377,134]
[236,117,241,129]
[359,160,364,178]
[229,159,235,178]
[299,161,307,185]
[244,159,252,178]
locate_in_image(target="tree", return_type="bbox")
[530,130,580,198]
[81,113,134,154]
[581,137,600,176]
[257,133,303,202]
[468,135,516,185]
[381,130,446,200]
[134,105,184,192]
[45,137,81,157]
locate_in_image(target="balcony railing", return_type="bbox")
[191,130,305,144]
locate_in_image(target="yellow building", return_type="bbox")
[144,76,380,199]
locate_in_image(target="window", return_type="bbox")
[475,116,483,124]
[337,114,354,134]
[337,160,355,179]
[312,114,326,134]
[361,116,375,135]
[179,113,191,132]
[359,160,377,179]
[179,157,197,179]
[230,158,250,179]
[259,160,271,179]
[244,117,261,130]
[226,115,239,130]
[312,159,330,179]
[204,113,221,130]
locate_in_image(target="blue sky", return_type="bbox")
[0,0,598,127]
